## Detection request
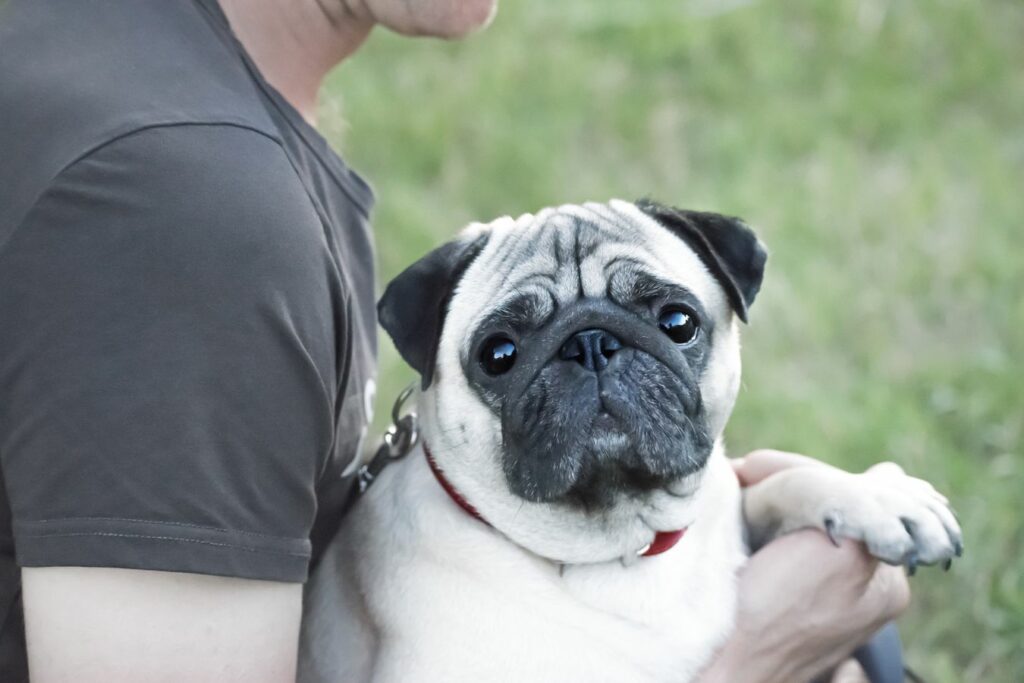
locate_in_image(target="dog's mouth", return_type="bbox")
[564,456,681,509]
[500,344,712,507]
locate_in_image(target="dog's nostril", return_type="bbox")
[558,329,622,371]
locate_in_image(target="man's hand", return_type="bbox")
[699,450,911,683]
[22,567,302,683]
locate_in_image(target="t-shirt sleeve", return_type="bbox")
[0,124,343,582]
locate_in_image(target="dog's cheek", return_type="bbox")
[696,320,742,440]
[618,355,712,477]
[501,368,593,501]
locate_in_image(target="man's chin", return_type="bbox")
[382,0,498,39]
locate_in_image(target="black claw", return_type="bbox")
[954,540,963,557]
[824,517,841,548]
[943,559,952,571]
[906,554,918,577]
[900,516,916,536]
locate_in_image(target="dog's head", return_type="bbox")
[379,200,766,563]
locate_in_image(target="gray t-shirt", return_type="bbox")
[0,0,378,676]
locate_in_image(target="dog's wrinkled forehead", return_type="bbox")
[455,200,727,339]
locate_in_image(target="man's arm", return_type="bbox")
[697,451,912,683]
[23,567,301,682]
[698,530,909,683]
[1,124,340,678]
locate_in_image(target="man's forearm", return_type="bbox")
[23,566,302,683]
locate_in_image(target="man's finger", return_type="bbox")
[732,449,823,487]
[831,658,869,683]
[866,563,912,619]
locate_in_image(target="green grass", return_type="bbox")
[319,1,1024,679]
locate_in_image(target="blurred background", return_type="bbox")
[319,1,1023,680]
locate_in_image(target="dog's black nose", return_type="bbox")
[559,328,623,371]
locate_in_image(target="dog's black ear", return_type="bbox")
[635,199,767,322]
[378,233,490,389]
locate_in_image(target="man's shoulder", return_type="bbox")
[16,123,322,263]
[0,0,280,242]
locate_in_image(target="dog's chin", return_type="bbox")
[503,412,711,510]
[515,470,708,565]
[497,433,711,565]
[560,436,687,509]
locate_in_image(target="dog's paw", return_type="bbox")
[817,462,962,573]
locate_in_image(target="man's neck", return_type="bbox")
[219,0,373,124]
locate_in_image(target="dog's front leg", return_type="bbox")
[742,461,962,573]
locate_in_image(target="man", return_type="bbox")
[0,1,907,680]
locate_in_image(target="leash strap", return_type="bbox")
[356,383,420,494]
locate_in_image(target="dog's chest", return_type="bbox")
[555,497,746,680]
[401,563,740,683]
[302,455,747,683]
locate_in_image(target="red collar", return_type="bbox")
[424,445,488,524]
[423,445,686,558]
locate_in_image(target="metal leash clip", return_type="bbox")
[356,383,419,494]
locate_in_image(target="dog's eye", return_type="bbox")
[658,307,699,345]
[480,336,518,375]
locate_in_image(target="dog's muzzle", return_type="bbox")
[492,299,712,506]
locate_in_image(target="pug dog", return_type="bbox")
[300,200,962,683]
